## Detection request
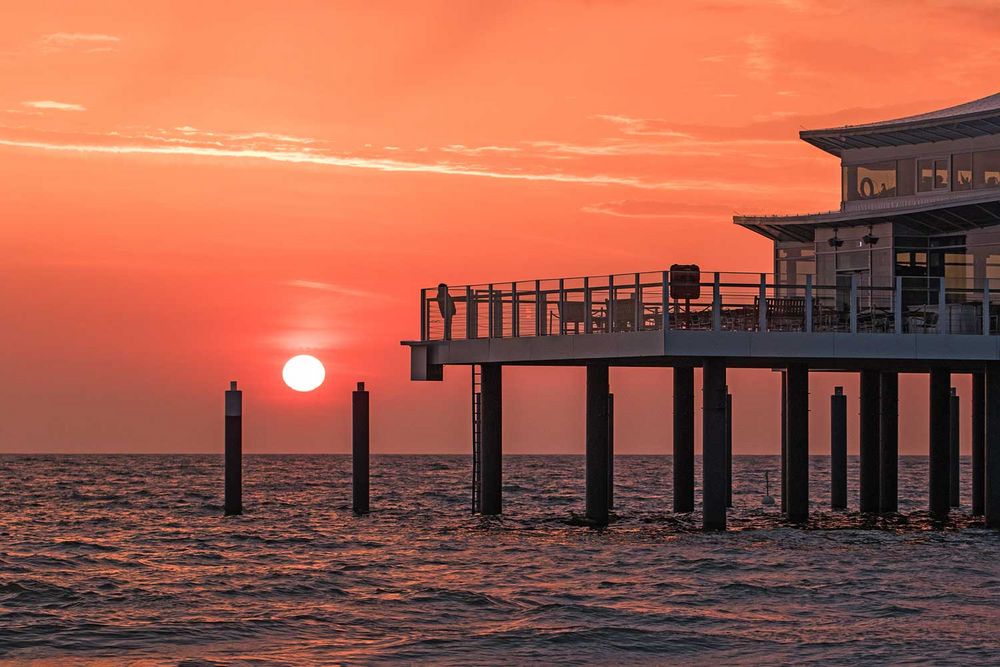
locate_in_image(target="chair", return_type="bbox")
[559,301,587,334]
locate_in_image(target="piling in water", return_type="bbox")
[972,372,985,517]
[950,388,960,508]
[702,358,727,530]
[929,369,951,518]
[585,363,610,526]
[879,372,899,514]
[986,364,1000,528]
[480,363,503,516]
[831,387,847,510]
[726,391,733,508]
[607,392,615,510]
[353,381,370,515]
[859,370,880,513]
[673,366,695,513]
[224,380,242,516]
[786,364,809,523]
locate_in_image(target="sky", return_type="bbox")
[1,0,999,455]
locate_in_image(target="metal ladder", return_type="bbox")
[471,364,482,514]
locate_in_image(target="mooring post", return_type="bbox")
[859,370,880,513]
[879,372,899,514]
[786,364,809,523]
[224,380,242,516]
[352,381,370,515]
[973,372,985,517]
[703,358,727,530]
[480,363,503,516]
[586,363,610,526]
[949,388,960,508]
[780,370,787,512]
[929,368,951,518]
[673,366,695,513]
[985,363,1000,528]
[831,386,847,510]
[726,391,733,508]
[607,392,615,510]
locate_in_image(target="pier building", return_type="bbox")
[403,93,1000,529]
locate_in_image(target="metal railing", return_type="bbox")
[419,270,1000,342]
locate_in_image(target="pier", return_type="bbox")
[403,93,1000,530]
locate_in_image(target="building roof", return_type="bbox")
[800,92,1000,156]
[735,190,1000,243]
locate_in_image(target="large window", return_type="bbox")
[844,161,896,200]
[918,157,950,192]
[953,153,973,191]
[974,150,1000,189]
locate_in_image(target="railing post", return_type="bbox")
[584,277,593,334]
[662,271,670,332]
[894,277,903,335]
[758,273,767,333]
[712,272,721,331]
[938,277,947,334]
[535,279,544,336]
[466,286,476,339]
[634,272,642,331]
[420,288,428,340]
[805,275,813,333]
[985,279,991,336]
[850,274,858,334]
[559,278,566,335]
[488,283,495,338]
[511,282,519,337]
[608,274,616,333]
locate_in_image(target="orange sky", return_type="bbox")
[2,1,999,455]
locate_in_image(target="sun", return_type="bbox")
[282,355,326,392]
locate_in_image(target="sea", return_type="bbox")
[1,454,998,665]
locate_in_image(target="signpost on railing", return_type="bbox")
[420,288,428,340]
[850,274,858,334]
[894,277,903,335]
[758,273,767,333]
[805,275,813,333]
[712,273,721,331]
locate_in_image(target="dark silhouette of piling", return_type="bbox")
[986,364,1000,528]
[780,370,787,512]
[879,372,899,513]
[224,381,242,516]
[586,363,610,526]
[352,381,370,515]
[673,366,695,513]
[607,392,615,510]
[480,363,503,516]
[972,372,985,516]
[726,391,733,508]
[703,358,727,530]
[929,369,951,518]
[949,388,960,508]
[859,370,880,513]
[831,386,847,510]
[785,364,809,523]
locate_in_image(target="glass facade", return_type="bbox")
[843,149,1000,202]
[974,150,1000,189]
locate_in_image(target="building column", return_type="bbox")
[786,364,809,523]
[879,372,899,514]
[831,386,848,510]
[973,372,985,517]
[859,370,880,513]
[480,363,503,516]
[781,370,787,512]
[950,388,960,508]
[673,366,695,513]
[985,364,1000,528]
[586,363,610,526]
[702,358,728,530]
[726,391,733,508]
[929,368,951,518]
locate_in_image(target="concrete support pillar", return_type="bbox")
[702,358,728,530]
[673,366,695,513]
[831,386,847,510]
[224,381,243,517]
[586,363,610,526]
[480,363,503,516]
[929,368,951,518]
[785,364,809,523]
[780,370,787,512]
[726,390,733,508]
[950,388,960,508]
[985,364,1000,528]
[879,372,899,514]
[859,370,880,513]
[352,382,370,515]
[607,392,615,510]
[973,372,985,517]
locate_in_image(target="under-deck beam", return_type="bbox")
[480,363,503,516]
[929,368,951,518]
[879,372,899,514]
[673,366,695,513]
[703,358,728,530]
[859,370,881,513]
[785,364,809,523]
[586,363,610,525]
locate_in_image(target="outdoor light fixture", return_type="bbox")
[863,233,879,245]
[828,232,844,248]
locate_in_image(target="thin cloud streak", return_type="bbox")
[22,101,86,112]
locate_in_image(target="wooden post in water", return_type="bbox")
[726,391,733,508]
[586,363,610,526]
[950,388,960,508]
[985,363,1000,528]
[607,392,615,510]
[702,358,727,530]
[224,381,242,516]
[353,381,370,515]
[879,372,899,514]
[972,372,985,517]
[859,370,880,513]
[785,364,809,524]
[831,387,847,510]
[929,369,951,518]
[673,366,695,513]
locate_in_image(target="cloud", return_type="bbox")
[22,100,86,112]
[582,200,733,219]
[283,280,379,298]
[592,115,692,138]
[41,32,120,53]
